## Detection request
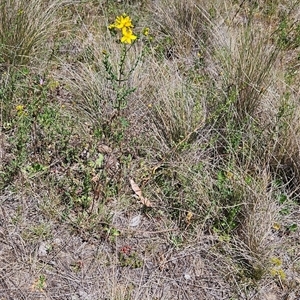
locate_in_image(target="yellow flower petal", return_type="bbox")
[121,27,137,44]
[16,105,24,111]
[114,14,133,30]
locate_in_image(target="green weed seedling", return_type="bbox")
[276,14,300,50]
[212,169,243,234]
[169,234,184,248]
[22,223,51,242]
[104,226,120,242]
[32,274,47,292]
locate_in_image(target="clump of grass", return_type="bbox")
[211,23,279,126]
[150,0,212,60]
[0,0,70,145]
[149,61,206,150]
[0,0,68,67]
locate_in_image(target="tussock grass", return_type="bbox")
[146,60,206,149]
[0,0,68,67]
[219,25,279,122]
[151,0,211,59]
[1,0,300,299]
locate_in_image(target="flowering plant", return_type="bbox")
[103,13,149,117]
[108,13,137,44]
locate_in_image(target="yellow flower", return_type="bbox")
[16,105,28,116]
[143,27,149,36]
[272,223,280,230]
[16,105,24,112]
[186,211,193,223]
[277,269,286,280]
[109,14,133,30]
[226,170,234,180]
[270,257,282,266]
[121,27,137,44]
[270,268,286,280]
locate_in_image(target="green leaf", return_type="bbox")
[95,153,104,168]
[287,224,297,232]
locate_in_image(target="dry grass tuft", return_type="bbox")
[0,0,69,67]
